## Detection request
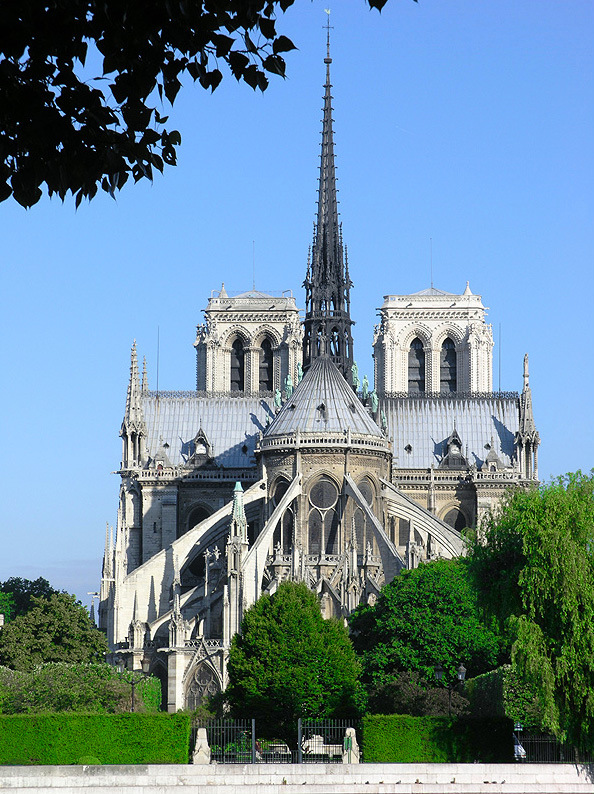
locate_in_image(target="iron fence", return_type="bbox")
[298,719,354,764]
[194,719,256,764]
[192,719,356,764]
[516,733,594,764]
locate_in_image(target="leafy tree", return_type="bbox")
[0,662,161,714]
[468,471,594,750]
[226,582,362,739]
[0,577,61,620]
[350,559,506,688]
[367,671,469,718]
[0,593,108,671]
[0,593,15,624]
[0,0,391,208]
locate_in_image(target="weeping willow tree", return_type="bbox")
[469,471,594,750]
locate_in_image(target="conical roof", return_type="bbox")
[264,356,382,439]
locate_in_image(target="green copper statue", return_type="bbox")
[274,388,282,410]
[370,390,379,414]
[381,409,388,434]
[351,362,360,391]
[284,374,293,400]
[297,362,303,384]
[362,375,369,401]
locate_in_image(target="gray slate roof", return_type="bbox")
[141,395,274,468]
[265,356,382,438]
[383,395,520,469]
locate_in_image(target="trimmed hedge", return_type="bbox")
[361,714,513,762]
[0,713,191,765]
[465,665,543,730]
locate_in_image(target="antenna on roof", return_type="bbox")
[252,240,255,291]
[498,323,501,392]
[156,325,160,397]
[430,237,433,289]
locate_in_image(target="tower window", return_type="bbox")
[259,338,273,391]
[440,337,457,393]
[230,339,245,391]
[408,337,425,393]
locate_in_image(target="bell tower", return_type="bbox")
[302,19,354,381]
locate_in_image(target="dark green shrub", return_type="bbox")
[361,714,513,762]
[465,665,543,730]
[0,713,190,765]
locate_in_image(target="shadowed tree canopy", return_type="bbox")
[349,559,506,688]
[468,472,594,751]
[0,577,62,620]
[226,582,362,739]
[0,593,108,671]
[0,0,392,208]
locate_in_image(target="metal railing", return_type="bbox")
[192,719,356,764]
[516,733,594,764]
[297,719,354,764]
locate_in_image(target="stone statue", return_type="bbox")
[370,390,379,414]
[361,375,369,401]
[284,374,293,400]
[351,362,359,390]
[274,389,282,410]
[297,362,303,384]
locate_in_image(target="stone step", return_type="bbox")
[1,764,593,793]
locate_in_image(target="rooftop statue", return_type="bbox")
[362,375,369,401]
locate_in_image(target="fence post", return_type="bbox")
[251,719,256,764]
[297,718,302,764]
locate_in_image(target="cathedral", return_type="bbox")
[99,34,539,712]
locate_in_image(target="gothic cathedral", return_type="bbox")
[99,35,539,711]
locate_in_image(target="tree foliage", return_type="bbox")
[0,577,61,621]
[226,582,362,738]
[0,662,160,714]
[0,593,15,624]
[350,559,506,688]
[0,0,391,208]
[0,593,108,671]
[468,472,594,750]
[367,671,469,718]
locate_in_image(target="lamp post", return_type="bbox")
[434,663,466,717]
[115,655,151,712]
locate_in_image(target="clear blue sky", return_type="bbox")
[1,0,592,606]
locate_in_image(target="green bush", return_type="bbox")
[361,714,513,762]
[465,665,543,730]
[0,713,191,765]
[0,663,162,714]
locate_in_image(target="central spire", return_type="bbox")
[302,15,354,382]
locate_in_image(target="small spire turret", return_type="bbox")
[515,353,540,479]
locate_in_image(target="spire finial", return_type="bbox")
[523,352,529,390]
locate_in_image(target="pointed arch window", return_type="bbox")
[230,338,245,391]
[259,337,273,392]
[440,337,457,393]
[307,477,339,558]
[408,337,425,393]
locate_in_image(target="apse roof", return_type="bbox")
[264,356,382,438]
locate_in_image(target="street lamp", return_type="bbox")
[434,663,466,716]
[115,655,151,712]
